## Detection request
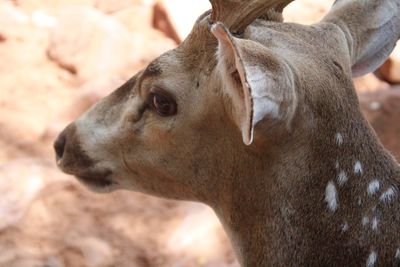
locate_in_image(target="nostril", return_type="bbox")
[54,133,66,162]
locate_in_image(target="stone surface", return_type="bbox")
[47,7,139,81]
[113,4,153,33]
[377,44,400,84]
[153,0,335,43]
[360,88,400,160]
[0,160,69,230]
[47,6,176,81]
[67,236,114,267]
[94,0,150,13]
[12,0,95,12]
[0,2,58,37]
[153,0,211,42]
[0,2,29,27]
[167,203,229,258]
[43,76,126,139]
[0,4,76,162]
[353,73,390,93]
[284,0,334,24]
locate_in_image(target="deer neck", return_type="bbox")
[211,107,400,266]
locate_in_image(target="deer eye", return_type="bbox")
[148,90,177,117]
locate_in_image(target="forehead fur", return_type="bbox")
[139,29,219,97]
[143,60,163,77]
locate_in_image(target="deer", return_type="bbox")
[54,0,400,265]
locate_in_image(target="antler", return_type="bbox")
[210,0,293,33]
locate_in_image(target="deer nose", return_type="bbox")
[54,130,67,162]
[53,123,95,174]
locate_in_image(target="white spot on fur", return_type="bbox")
[325,181,338,212]
[371,205,377,212]
[335,133,343,146]
[371,217,379,231]
[335,159,340,170]
[379,186,397,203]
[358,197,362,206]
[366,251,377,267]
[354,161,363,175]
[362,216,370,226]
[368,180,380,196]
[337,170,348,186]
[341,222,349,232]
[395,248,400,259]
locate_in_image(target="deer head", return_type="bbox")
[53,0,297,198]
[55,0,400,265]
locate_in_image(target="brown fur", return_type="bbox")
[55,0,400,266]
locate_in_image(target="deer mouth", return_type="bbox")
[57,162,116,189]
[75,170,115,188]
[59,164,116,189]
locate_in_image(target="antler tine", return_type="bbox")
[210,0,294,33]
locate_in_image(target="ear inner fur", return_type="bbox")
[211,23,296,145]
[211,23,255,145]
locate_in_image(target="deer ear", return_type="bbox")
[211,23,296,145]
[324,0,400,77]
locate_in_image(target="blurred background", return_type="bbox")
[0,0,399,266]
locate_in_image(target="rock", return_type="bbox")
[353,73,390,93]
[94,0,150,14]
[62,76,125,119]
[8,258,44,267]
[167,203,234,266]
[47,6,176,81]
[67,236,114,267]
[31,9,58,28]
[47,7,138,80]
[0,163,45,230]
[113,4,153,33]
[152,1,180,44]
[152,0,336,43]
[42,76,126,139]
[13,0,95,12]
[131,29,177,61]
[360,87,400,160]
[68,76,126,115]
[153,0,211,43]
[283,0,334,24]
[44,256,65,267]
[0,2,29,26]
[0,160,69,230]
[377,44,400,84]
[0,248,18,266]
